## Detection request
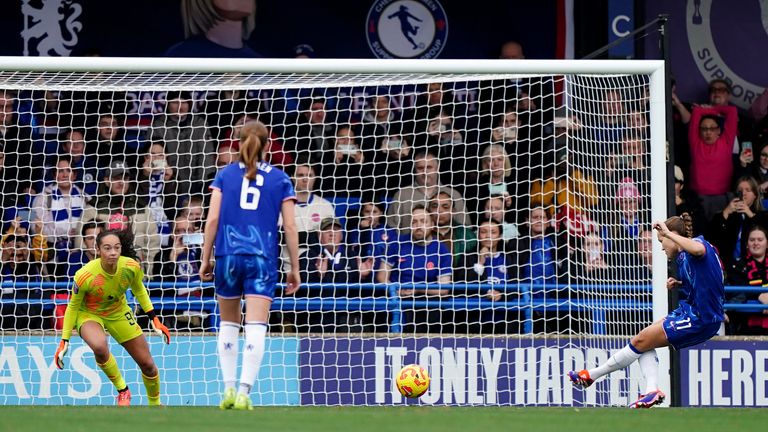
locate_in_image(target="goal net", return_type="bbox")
[0,58,667,406]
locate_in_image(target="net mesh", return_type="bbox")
[0,68,655,406]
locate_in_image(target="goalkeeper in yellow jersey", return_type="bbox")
[53,229,171,406]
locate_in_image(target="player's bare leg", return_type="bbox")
[122,334,161,406]
[80,321,130,405]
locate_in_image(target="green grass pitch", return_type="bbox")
[0,406,763,432]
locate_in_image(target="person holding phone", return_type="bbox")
[707,176,768,270]
[739,142,768,194]
[317,125,373,196]
[153,215,203,296]
[739,140,754,169]
[138,143,176,248]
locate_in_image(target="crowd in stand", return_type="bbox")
[0,46,766,336]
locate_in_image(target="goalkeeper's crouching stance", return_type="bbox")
[54,229,171,406]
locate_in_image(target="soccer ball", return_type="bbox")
[395,364,430,398]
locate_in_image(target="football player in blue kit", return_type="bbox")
[568,214,724,408]
[200,120,300,410]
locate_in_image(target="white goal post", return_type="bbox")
[0,57,669,406]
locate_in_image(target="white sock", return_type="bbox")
[217,321,240,391]
[238,322,267,396]
[638,349,659,394]
[589,343,643,381]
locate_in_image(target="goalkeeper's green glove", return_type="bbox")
[147,311,171,344]
[54,339,69,370]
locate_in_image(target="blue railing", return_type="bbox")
[1,282,766,334]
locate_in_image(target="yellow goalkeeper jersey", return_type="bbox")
[61,256,154,340]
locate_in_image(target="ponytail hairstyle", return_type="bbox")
[96,229,139,261]
[665,213,694,238]
[239,120,269,180]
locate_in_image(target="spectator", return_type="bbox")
[203,90,250,141]
[571,232,613,283]
[0,90,38,197]
[318,125,374,196]
[387,151,469,229]
[0,150,25,228]
[671,78,693,180]
[283,160,335,271]
[530,148,599,218]
[87,112,142,171]
[625,109,649,139]
[476,40,554,140]
[424,103,461,146]
[455,219,510,288]
[509,207,562,291]
[346,201,397,279]
[154,216,204,296]
[150,90,215,197]
[741,142,768,194]
[674,165,706,237]
[636,229,654,281]
[377,205,451,294]
[301,217,374,286]
[298,217,374,333]
[422,108,466,184]
[688,102,739,220]
[58,220,102,279]
[0,235,43,330]
[371,130,414,194]
[466,143,532,223]
[508,207,569,333]
[749,88,768,122]
[283,97,337,162]
[31,156,87,264]
[708,176,768,271]
[293,43,315,58]
[177,195,205,227]
[80,160,160,275]
[604,136,650,198]
[2,218,49,265]
[57,128,99,198]
[602,177,647,253]
[377,205,451,333]
[360,94,401,161]
[216,142,239,168]
[408,82,456,130]
[727,225,768,335]
[221,113,293,168]
[706,79,752,138]
[137,143,176,247]
[429,191,477,268]
[593,89,626,144]
[490,107,522,153]
[454,219,514,334]
[481,194,520,244]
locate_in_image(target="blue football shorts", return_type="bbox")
[214,254,277,300]
[662,309,721,350]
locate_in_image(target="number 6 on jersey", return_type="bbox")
[239,174,264,210]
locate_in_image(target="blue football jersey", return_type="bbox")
[676,236,725,323]
[210,162,295,265]
[385,235,452,283]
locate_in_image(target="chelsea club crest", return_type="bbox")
[366,0,448,59]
